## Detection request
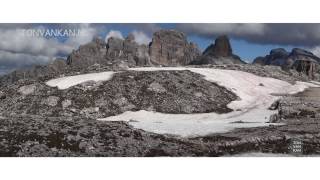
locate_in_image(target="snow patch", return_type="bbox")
[99,67,318,137]
[130,67,312,110]
[45,67,319,137]
[46,71,115,90]
[99,109,282,137]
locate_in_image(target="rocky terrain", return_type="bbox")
[2,86,320,157]
[192,87,320,156]
[0,70,237,119]
[1,29,320,157]
[0,115,207,157]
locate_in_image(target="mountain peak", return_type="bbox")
[191,35,245,65]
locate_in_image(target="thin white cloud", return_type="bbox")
[309,46,320,57]
[0,24,98,57]
[64,23,98,49]
[0,28,61,56]
[132,31,151,45]
[105,30,124,42]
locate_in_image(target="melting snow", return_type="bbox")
[46,67,318,137]
[46,71,115,90]
[99,67,318,137]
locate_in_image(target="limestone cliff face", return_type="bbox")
[67,38,108,68]
[149,29,201,66]
[67,29,201,68]
[67,35,152,68]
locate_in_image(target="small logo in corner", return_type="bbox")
[288,138,303,155]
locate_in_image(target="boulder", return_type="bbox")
[62,99,72,109]
[18,84,37,95]
[0,91,5,99]
[42,96,60,107]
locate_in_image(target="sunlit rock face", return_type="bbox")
[149,29,201,66]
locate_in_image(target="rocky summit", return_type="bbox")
[67,35,152,69]
[253,48,320,79]
[68,29,201,68]
[191,35,246,65]
[149,29,201,66]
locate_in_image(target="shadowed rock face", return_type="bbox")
[253,48,319,79]
[191,35,245,65]
[253,48,291,68]
[67,38,108,68]
[149,29,201,66]
[67,35,152,69]
[204,35,233,57]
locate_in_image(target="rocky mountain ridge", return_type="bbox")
[253,48,320,79]
[0,30,246,86]
[2,29,320,86]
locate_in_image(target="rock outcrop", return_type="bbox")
[149,29,201,66]
[253,48,289,67]
[106,34,152,66]
[67,30,202,68]
[67,35,152,69]
[253,48,320,79]
[66,38,107,69]
[191,35,245,65]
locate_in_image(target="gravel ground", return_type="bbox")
[1,64,320,157]
[0,115,208,157]
[0,70,237,118]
